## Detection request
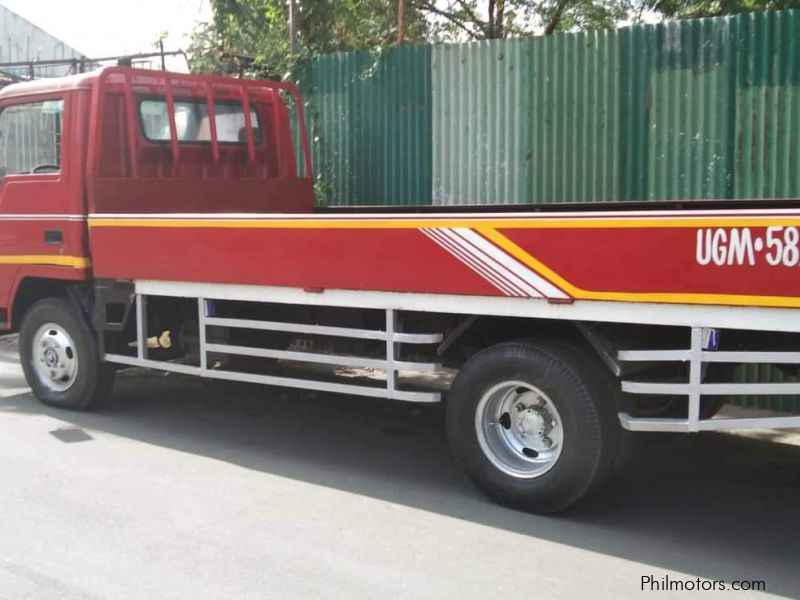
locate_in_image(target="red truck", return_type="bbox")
[1,66,799,513]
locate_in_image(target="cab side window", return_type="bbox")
[0,99,64,180]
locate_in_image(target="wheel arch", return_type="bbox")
[10,276,91,332]
[438,314,615,375]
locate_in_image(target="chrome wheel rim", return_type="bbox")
[31,323,79,392]
[475,381,564,478]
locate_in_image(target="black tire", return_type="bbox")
[19,297,115,410]
[446,340,621,514]
[548,340,632,489]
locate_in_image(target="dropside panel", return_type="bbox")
[88,208,800,310]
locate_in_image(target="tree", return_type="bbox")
[189,0,647,76]
[189,0,799,77]
[188,0,430,77]
[647,0,800,18]
[411,0,636,40]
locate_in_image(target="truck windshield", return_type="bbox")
[139,99,262,145]
[0,99,63,179]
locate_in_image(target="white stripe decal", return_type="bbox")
[451,228,570,300]
[430,229,526,297]
[88,208,800,221]
[438,228,544,297]
[421,228,522,297]
[422,227,533,297]
[422,227,571,300]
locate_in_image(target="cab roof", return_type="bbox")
[0,69,101,99]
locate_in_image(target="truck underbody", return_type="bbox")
[91,277,800,429]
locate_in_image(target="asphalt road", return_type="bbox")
[0,337,798,599]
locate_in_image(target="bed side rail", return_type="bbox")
[618,327,800,432]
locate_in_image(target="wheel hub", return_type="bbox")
[515,407,552,450]
[44,348,59,367]
[475,382,564,479]
[31,323,79,392]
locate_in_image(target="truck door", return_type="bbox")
[0,92,88,320]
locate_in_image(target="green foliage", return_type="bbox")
[187,1,289,77]
[648,0,800,18]
[188,0,429,77]
[553,0,638,31]
[413,0,637,39]
[187,0,800,76]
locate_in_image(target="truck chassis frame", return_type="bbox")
[101,284,800,434]
[104,291,445,404]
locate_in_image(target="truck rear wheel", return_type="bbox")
[446,341,620,513]
[19,297,115,410]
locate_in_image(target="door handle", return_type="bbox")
[44,229,63,245]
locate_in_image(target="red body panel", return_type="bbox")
[89,225,500,296]
[501,226,799,298]
[87,210,800,309]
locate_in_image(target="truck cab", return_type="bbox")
[0,67,312,330]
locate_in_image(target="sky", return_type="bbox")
[0,0,212,58]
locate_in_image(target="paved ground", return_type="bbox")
[0,338,799,599]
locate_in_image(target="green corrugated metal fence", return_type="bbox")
[431,39,533,204]
[300,9,800,207]
[302,47,432,206]
[528,29,621,204]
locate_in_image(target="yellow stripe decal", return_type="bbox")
[88,217,800,230]
[0,255,90,268]
[479,227,800,309]
[85,215,800,308]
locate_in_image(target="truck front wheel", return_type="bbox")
[446,341,621,513]
[19,297,115,410]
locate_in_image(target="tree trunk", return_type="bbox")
[496,0,505,38]
[398,0,406,44]
[544,0,572,35]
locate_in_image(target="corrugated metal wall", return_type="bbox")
[528,29,621,204]
[733,10,800,199]
[431,39,532,204]
[735,363,800,413]
[620,17,734,201]
[301,9,800,207]
[304,47,431,206]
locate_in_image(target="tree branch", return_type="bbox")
[410,0,483,39]
[452,0,486,30]
[448,0,490,37]
[544,0,573,35]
